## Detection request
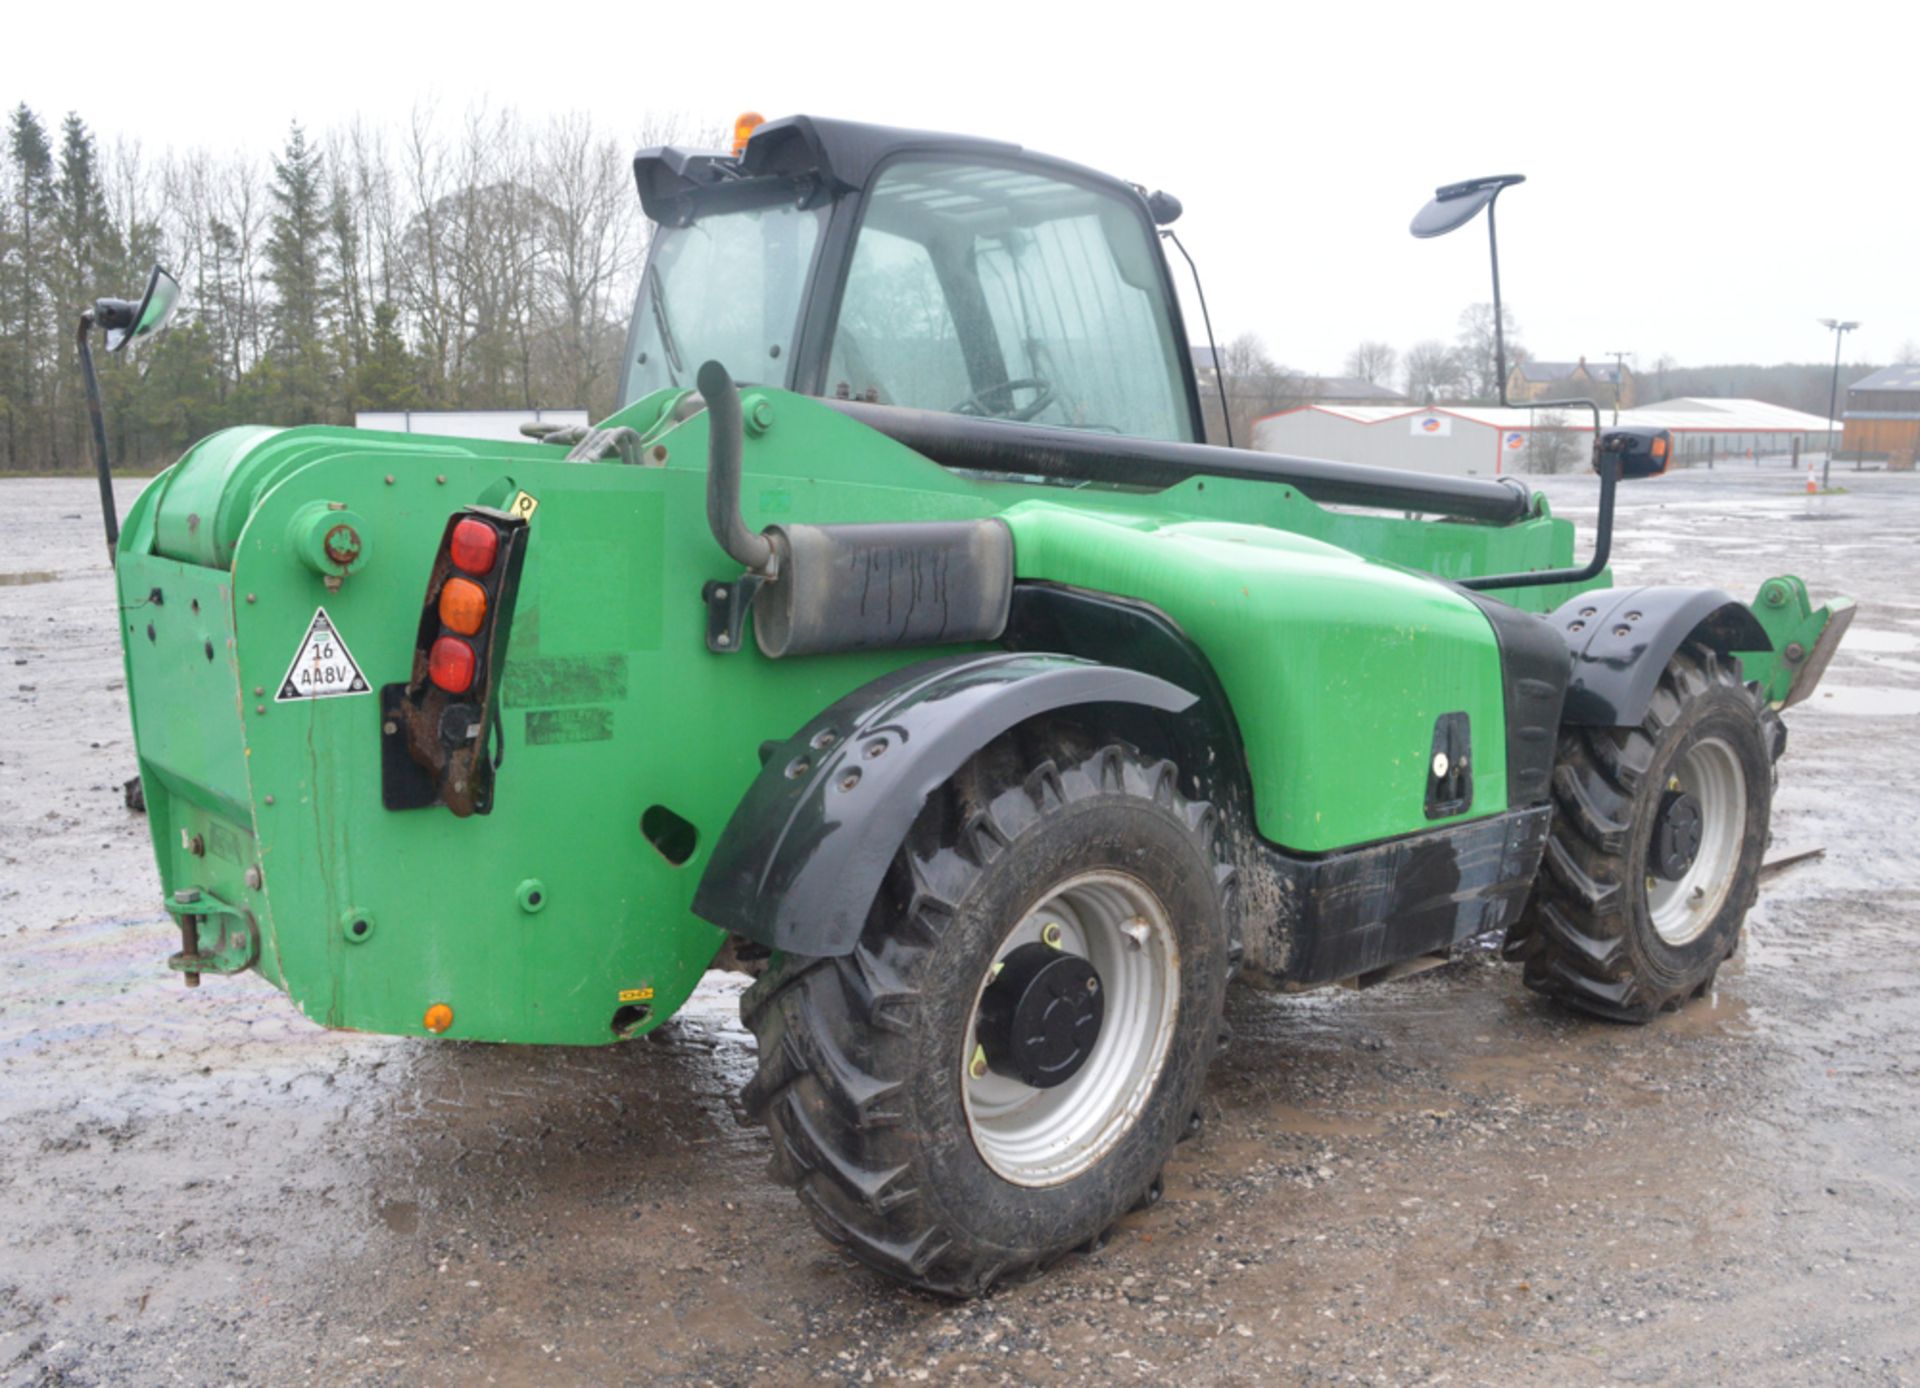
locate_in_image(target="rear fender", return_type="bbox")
[1551,586,1771,726]
[691,652,1198,956]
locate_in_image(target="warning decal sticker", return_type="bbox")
[276,607,371,702]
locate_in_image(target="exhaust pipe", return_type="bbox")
[698,360,776,576]
[698,359,1012,659]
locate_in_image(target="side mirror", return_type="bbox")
[1145,189,1183,226]
[1408,174,1526,240]
[93,265,181,353]
[1597,426,1671,479]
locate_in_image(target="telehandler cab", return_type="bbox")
[93,114,1851,1295]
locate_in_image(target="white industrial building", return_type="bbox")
[1252,398,1839,476]
[355,408,589,442]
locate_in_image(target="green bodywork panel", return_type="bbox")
[1734,574,1853,706]
[113,387,1820,1045]
[1001,504,1512,847]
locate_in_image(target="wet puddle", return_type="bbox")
[1841,628,1920,654]
[1664,986,1758,1039]
[375,1198,420,1234]
[0,570,58,587]
[1804,685,1920,717]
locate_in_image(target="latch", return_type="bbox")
[1425,712,1473,819]
[163,888,259,986]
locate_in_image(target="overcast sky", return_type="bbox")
[8,1,1914,375]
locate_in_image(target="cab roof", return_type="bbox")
[632,114,1145,227]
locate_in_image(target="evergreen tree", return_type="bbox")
[55,113,119,294]
[52,113,125,467]
[3,105,56,467]
[265,122,334,422]
[352,300,421,410]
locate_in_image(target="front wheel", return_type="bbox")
[1508,643,1780,1021]
[740,732,1235,1296]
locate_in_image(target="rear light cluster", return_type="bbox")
[429,519,503,691]
[383,505,529,818]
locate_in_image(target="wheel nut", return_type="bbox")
[968,1044,989,1079]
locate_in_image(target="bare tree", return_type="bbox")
[1211,331,1307,447]
[1344,340,1398,386]
[1403,339,1464,404]
[1522,409,1582,474]
[1455,302,1524,401]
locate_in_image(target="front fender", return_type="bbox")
[691,652,1197,956]
[1552,586,1771,725]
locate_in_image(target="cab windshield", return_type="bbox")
[828,160,1194,442]
[621,201,825,402]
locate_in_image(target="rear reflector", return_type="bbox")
[438,576,487,636]
[450,518,499,575]
[428,636,476,692]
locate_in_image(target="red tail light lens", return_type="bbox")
[450,518,499,575]
[428,636,476,692]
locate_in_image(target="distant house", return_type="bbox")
[1507,355,1635,408]
[1840,364,1920,468]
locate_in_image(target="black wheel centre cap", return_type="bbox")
[1652,788,1704,881]
[976,942,1104,1089]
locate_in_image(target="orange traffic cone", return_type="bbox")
[1806,463,1817,495]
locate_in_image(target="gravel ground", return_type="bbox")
[3,464,1918,1386]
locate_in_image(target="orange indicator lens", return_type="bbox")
[450,517,498,575]
[424,1003,453,1034]
[428,636,476,693]
[732,111,765,156]
[438,576,488,636]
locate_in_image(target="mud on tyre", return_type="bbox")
[740,726,1237,1296]
[1507,643,1782,1022]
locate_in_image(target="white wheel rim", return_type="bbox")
[962,870,1181,1188]
[1646,737,1747,946]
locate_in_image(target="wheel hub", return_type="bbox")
[976,942,1104,1089]
[1652,789,1704,880]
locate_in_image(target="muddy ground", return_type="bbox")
[3,464,1918,1386]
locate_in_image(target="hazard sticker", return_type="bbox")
[276,607,371,702]
[507,489,540,521]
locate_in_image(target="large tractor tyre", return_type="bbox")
[740,732,1237,1297]
[1507,643,1782,1022]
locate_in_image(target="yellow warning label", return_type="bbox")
[617,986,655,1004]
[508,489,540,521]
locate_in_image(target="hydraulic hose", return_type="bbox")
[698,360,776,575]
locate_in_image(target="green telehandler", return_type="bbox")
[87,115,1851,1296]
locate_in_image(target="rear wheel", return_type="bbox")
[740,731,1235,1296]
[1508,644,1779,1022]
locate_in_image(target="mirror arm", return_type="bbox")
[76,310,119,561]
[1461,437,1615,592]
[1490,198,1510,408]
[1462,191,1616,592]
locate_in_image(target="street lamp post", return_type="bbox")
[1605,349,1632,426]
[1819,318,1859,490]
